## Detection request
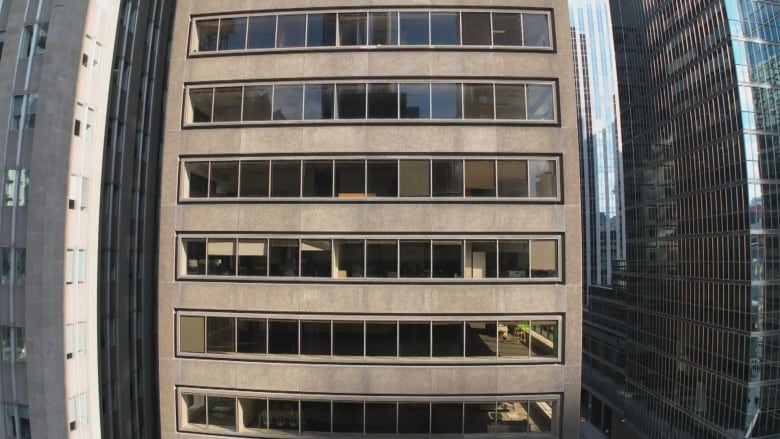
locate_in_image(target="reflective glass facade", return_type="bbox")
[610,0,780,437]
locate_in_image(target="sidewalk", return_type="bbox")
[580,421,609,439]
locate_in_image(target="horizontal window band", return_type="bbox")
[191,9,553,56]
[184,81,558,126]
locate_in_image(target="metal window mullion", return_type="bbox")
[210,87,216,123]
[330,320,334,356]
[301,84,306,123]
[492,83,497,121]
[458,12,463,46]
[495,319,499,357]
[363,320,367,358]
[264,317,269,354]
[460,82,465,120]
[489,13,494,47]
[364,82,369,121]
[429,320,433,357]
[297,238,302,277]
[461,158,466,198]
[304,12,309,47]
[274,15,279,48]
[428,83,433,120]
[396,321,400,358]
[396,82,400,119]
[428,240,432,278]
[524,84,529,121]
[494,159,499,198]
[462,321,466,356]
[396,159,400,198]
[363,159,368,197]
[363,239,367,283]
[528,238,534,279]
[243,16,249,49]
[427,12,432,46]
[298,160,303,199]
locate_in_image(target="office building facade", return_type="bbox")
[0,0,172,438]
[159,1,582,438]
[607,0,780,437]
[568,0,630,436]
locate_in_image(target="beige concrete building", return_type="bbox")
[159,1,581,437]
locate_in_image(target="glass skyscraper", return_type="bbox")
[605,0,780,437]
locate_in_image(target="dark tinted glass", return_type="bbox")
[399,322,430,356]
[237,318,266,353]
[196,19,219,51]
[492,13,523,45]
[368,83,398,118]
[333,402,363,433]
[461,13,491,45]
[366,403,396,433]
[432,403,463,433]
[433,241,463,278]
[335,160,365,196]
[431,83,461,119]
[189,89,213,123]
[277,14,306,48]
[339,13,367,45]
[300,321,331,355]
[463,84,495,119]
[307,14,336,46]
[273,85,303,120]
[432,160,463,196]
[206,317,234,353]
[219,17,247,50]
[337,84,366,119]
[301,240,332,277]
[497,160,528,197]
[269,239,299,276]
[243,85,272,121]
[527,84,554,120]
[237,239,267,276]
[268,320,298,354]
[271,161,300,197]
[209,161,238,197]
[186,162,209,198]
[495,84,527,119]
[369,12,397,45]
[465,160,496,196]
[398,403,430,433]
[431,12,459,45]
[240,161,269,197]
[523,14,550,47]
[247,15,276,48]
[367,160,398,196]
[400,12,429,45]
[432,322,463,356]
[333,321,363,355]
[304,84,334,120]
[302,160,332,197]
[400,83,430,119]
[400,241,431,278]
[465,402,496,433]
[301,401,331,433]
[366,321,397,356]
[212,87,242,122]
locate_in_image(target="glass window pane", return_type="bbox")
[239,398,267,430]
[206,317,235,353]
[269,239,299,276]
[268,321,298,354]
[188,89,213,123]
[465,160,495,197]
[465,321,497,357]
[523,14,550,47]
[339,13,367,45]
[431,12,459,45]
[529,320,558,357]
[463,84,494,119]
[465,402,496,433]
[529,160,557,197]
[432,403,462,433]
[433,241,463,278]
[267,400,299,432]
[304,84,334,120]
[498,320,530,358]
[184,239,206,275]
[209,161,238,197]
[273,85,303,120]
[531,240,558,278]
[247,15,276,49]
[196,19,219,51]
[333,402,363,433]
[271,160,301,197]
[398,403,429,433]
[432,322,463,356]
[218,17,247,50]
[366,402,396,434]
[336,84,366,119]
[212,88,242,122]
[399,322,430,356]
[399,160,430,196]
[366,240,397,278]
[461,13,491,45]
[367,160,398,197]
[465,241,497,278]
[492,13,522,45]
[183,394,207,427]
[431,83,462,119]
[185,162,209,198]
[335,240,364,277]
[180,316,205,353]
[307,14,337,47]
[366,321,397,356]
[369,12,397,45]
[333,321,363,355]
[302,160,333,197]
[499,240,529,278]
[301,401,331,433]
[400,83,430,119]
[529,400,556,432]
[301,239,331,277]
[277,14,306,48]
[368,83,398,119]
[243,85,272,121]
[498,160,528,197]
[207,240,236,275]
[495,84,527,119]
[400,12,429,45]
[527,84,554,120]
[300,320,331,355]
[432,160,463,197]
[240,161,270,197]
[237,318,266,353]
[335,160,365,197]
[238,239,267,276]
[497,401,530,432]
[400,241,430,278]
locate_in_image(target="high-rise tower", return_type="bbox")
[159,1,582,438]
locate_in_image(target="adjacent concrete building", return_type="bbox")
[160,1,581,438]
